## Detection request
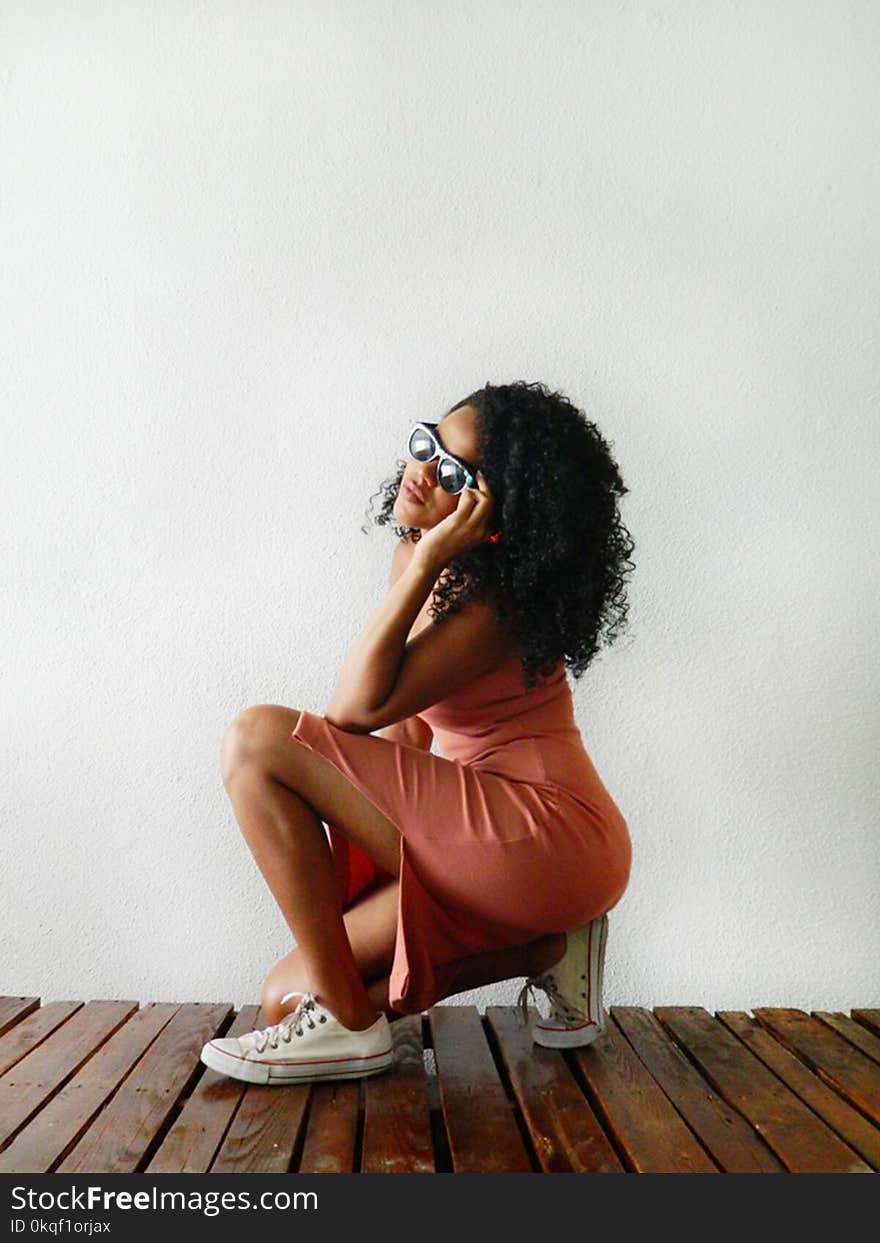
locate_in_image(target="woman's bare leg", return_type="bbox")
[221,705,403,1032]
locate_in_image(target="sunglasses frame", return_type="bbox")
[406,421,479,495]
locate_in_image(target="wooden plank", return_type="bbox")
[0,998,40,1038]
[486,1006,624,1173]
[209,1083,310,1175]
[612,1006,783,1173]
[654,1007,871,1174]
[852,1009,880,1040]
[145,1006,261,1174]
[210,1081,311,1175]
[752,1008,880,1128]
[0,1001,137,1153]
[428,1005,531,1172]
[570,1012,717,1173]
[299,1081,360,1174]
[58,1002,232,1173]
[205,1005,311,1176]
[0,1002,83,1077]
[361,1013,433,1174]
[718,1011,880,1171]
[0,1004,179,1173]
[813,1011,880,1068]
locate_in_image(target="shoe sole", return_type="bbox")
[533,912,608,1049]
[200,1040,393,1085]
[533,1008,607,1048]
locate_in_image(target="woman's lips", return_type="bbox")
[404,482,425,504]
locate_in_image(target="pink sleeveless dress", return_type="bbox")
[289,650,632,1016]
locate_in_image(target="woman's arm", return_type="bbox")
[323,539,518,734]
[376,539,434,751]
[324,537,443,728]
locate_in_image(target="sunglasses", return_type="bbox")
[406,422,479,495]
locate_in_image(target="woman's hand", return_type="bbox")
[413,470,496,574]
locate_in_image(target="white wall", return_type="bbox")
[2,1,878,1014]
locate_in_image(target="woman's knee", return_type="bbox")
[261,949,308,1024]
[221,705,300,785]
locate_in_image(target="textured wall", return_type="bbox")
[2,2,878,1013]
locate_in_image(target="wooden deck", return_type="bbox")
[0,997,878,1173]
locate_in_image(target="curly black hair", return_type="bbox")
[361,381,636,694]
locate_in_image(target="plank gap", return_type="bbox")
[134,1049,212,1173]
[561,1036,635,1172]
[288,1081,317,1173]
[480,1012,540,1172]
[429,1106,452,1173]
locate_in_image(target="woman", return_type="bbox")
[201,381,635,1086]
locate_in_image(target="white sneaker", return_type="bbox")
[516,913,609,1048]
[199,993,393,1085]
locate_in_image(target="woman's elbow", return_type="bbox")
[323,709,374,734]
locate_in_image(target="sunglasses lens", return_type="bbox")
[438,459,468,494]
[408,427,435,461]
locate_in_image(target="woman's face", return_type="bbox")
[392,404,483,530]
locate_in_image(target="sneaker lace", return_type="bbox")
[516,972,580,1028]
[251,993,327,1053]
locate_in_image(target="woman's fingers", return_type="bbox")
[451,472,492,541]
[461,471,493,535]
[469,471,490,504]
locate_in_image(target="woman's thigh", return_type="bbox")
[222,704,402,878]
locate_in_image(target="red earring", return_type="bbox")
[489,530,502,544]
